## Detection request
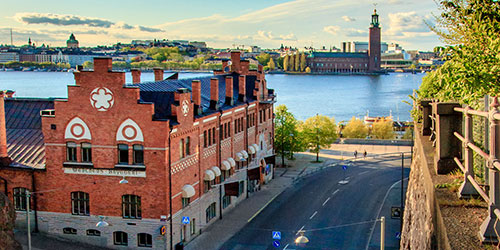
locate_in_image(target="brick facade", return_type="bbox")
[0,51,276,249]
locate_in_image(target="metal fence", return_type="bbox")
[421,97,500,243]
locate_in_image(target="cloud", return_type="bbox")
[15,13,114,28]
[323,25,340,35]
[14,13,163,33]
[342,16,356,22]
[256,31,297,41]
[385,11,432,38]
[345,28,368,37]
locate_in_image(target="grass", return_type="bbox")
[438,197,487,208]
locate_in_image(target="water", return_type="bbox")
[0,71,423,122]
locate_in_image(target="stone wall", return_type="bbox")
[0,192,21,250]
[400,124,451,250]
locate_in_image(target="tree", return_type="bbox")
[283,55,289,72]
[289,53,295,72]
[342,117,368,138]
[267,58,276,71]
[371,121,395,139]
[82,61,93,69]
[256,53,271,66]
[274,105,300,166]
[300,53,307,71]
[300,114,338,162]
[305,67,311,73]
[295,52,300,71]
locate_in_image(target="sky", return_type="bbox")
[0,0,443,51]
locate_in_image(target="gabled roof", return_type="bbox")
[5,98,54,169]
[131,73,258,120]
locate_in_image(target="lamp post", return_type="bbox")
[26,190,31,250]
[289,133,294,160]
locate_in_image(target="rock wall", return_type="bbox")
[0,192,22,250]
[400,124,451,250]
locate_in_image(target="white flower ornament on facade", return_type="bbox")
[90,87,114,111]
[182,100,190,116]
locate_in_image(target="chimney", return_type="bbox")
[230,51,241,73]
[191,80,202,115]
[154,68,164,81]
[5,90,14,98]
[225,76,234,106]
[222,59,229,72]
[93,57,112,72]
[238,75,246,102]
[210,78,219,110]
[0,91,11,164]
[131,69,141,84]
[240,60,249,75]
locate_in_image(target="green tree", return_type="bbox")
[342,117,368,138]
[371,121,395,139]
[402,127,414,140]
[82,61,93,69]
[295,52,300,71]
[274,105,300,166]
[267,57,276,71]
[305,67,311,73]
[256,53,271,66]
[300,114,338,162]
[283,55,289,72]
[300,53,307,71]
[276,57,284,69]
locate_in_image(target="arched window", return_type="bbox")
[180,139,185,159]
[113,231,128,246]
[71,191,89,216]
[122,195,141,219]
[133,145,144,164]
[13,187,28,211]
[138,233,152,247]
[86,229,100,236]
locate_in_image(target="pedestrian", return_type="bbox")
[354,150,358,159]
[364,150,367,158]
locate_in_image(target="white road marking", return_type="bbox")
[332,189,339,195]
[296,225,305,235]
[309,211,318,219]
[284,243,289,249]
[359,171,369,175]
[322,197,331,206]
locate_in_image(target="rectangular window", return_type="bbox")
[205,202,216,223]
[71,191,89,216]
[224,123,227,139]
[228,123,231,137]
[81,143,92,162]
[223,195,231,209]
[238,181,245,197]
[122,195,141,219]
[13,187,27,211]
[66,142,77,162]
[185,137,190,156]
[180,139,184,159]
[208,130,212,146]
[182,198,190,208]
[86,229,101,236]
[118,144,129,164]
[133,145,144,164]
[219,125,223,140]
[203,130,207,148]
[138,233,152,247]
[212,128,216,144]
[190,218,196,235]
[114,231,128,246]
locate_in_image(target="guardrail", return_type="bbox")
[421,97,500,243]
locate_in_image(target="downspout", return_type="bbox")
[31,170,38,232]
[218,111,223,220]
[168,133,173,250]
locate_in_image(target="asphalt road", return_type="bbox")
[220,155,410,250]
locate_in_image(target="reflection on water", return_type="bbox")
[0,71,423,122]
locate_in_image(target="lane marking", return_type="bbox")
[296,225,305,235]
[309,211,318,220]
[332,189,339,195]
[359,171,369,175]
[364,177,409,250]
[247,192,281,222]
[322,197,331,206]
[284,243,289,250]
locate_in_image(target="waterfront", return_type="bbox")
[0,71,423,122]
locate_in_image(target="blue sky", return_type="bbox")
[0,0,443,51]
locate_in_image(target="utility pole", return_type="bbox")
[401,153,404,231]
[26,190,32,250]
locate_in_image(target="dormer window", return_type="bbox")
[118,144,129,164]
[66,142,77,162]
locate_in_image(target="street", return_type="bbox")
[220,155,410,250]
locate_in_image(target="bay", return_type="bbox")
[0,71,423,122]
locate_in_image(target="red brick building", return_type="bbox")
[307,9,382,73]
[0,51,276,249]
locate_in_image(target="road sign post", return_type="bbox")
[182,216,190,224]
[272,231,281,240]
[381,216,385,250]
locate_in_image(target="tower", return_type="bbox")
[67,33,79,49]
[368,9,381,72]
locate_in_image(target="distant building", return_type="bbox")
[307,9,382,73]
[67,34,79,49]
[248,46,262,53]
[342,41,388,53]
[189,41,207,49]
[0,52,19,63]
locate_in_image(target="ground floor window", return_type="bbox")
[190,218,196,235]
[114,231,128,246]
[86,229,100,236]
[206,202,216,223]
[138,233,152,247]
[13,187,28,211]
[182,197,190,208]
[238,181,245,197]
[63,227,77,235]
[222,195,231,209]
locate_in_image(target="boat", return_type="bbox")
[364,110,393,125]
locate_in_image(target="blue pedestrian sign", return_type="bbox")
[272,231,281,240]
[395,232,401,239]
[273,240,281,248]
[182,216,190,224]
[342,165,348,170]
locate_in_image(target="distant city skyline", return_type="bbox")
[0,0,442,51]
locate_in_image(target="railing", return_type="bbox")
[421,97,500,243]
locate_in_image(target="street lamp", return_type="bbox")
[119,176,129,184]
[96,216,109,227]
[295,230,309,246]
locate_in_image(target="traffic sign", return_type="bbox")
[395,232,401,239]
[160,225,166,235]
[273,240,281,248]
[342,165,347,170]
[272,231,281,240]
[182,216,190,224]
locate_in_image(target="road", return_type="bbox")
[220,155,410,250]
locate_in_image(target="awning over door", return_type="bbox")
[228,157,236,167]
[182,184,195,198]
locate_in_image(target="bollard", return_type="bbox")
[380,216,385,250]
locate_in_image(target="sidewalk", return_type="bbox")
[15,230,110,250]
[185,153,338,250]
